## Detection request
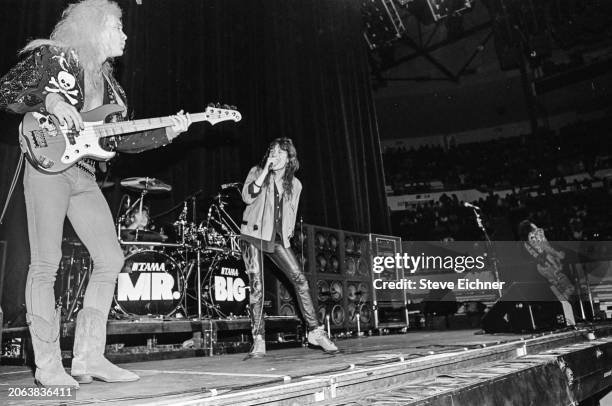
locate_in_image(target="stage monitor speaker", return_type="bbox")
[482,282,570,333]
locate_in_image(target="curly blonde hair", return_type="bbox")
[21,0,122,86]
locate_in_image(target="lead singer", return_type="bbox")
[240,138,338,358]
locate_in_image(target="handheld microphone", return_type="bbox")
[268,161,274,171]
[464,202,481,210]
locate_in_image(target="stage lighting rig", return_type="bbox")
[426,0,473,21]
[362,0,407,49]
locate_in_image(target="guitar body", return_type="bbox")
[19,104,124,173]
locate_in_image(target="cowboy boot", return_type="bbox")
[71,307,139,383]
[27,310,79,388]
[244,335,266,360]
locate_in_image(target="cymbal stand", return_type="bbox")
[64,255,93,321]
[208,196,240,233]
[177,197,203,319]
[207,198,241,255]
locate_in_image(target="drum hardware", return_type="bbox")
[107,179,249,319]
[120,229,167,243]
[64,264,90,321]
[57,240,93,322]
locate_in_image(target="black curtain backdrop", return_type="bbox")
[0,0,390,322]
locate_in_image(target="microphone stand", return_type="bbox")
[469,207,503,298]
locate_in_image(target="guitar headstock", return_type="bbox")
[204,103,242,125]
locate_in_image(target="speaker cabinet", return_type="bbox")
[369,234,408,328]
[306,226,374,332]
[265,224,403,333]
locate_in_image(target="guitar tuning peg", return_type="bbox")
[215,102,221,108]
[222,104,229,109]
[207,102,214,107]
[230,105,237,110]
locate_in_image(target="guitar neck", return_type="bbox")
[94,112,209,138]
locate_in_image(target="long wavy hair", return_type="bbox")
[20,0,122,88]
[258,138,300,197]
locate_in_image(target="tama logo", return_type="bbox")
[131,262,166,272]
[220,267,239,277]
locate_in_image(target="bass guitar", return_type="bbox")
[19,103,241,173]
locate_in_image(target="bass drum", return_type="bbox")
[113,250,183,317]
[202,255,249,318]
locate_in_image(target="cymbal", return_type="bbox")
[97,180,115,189]
[121,229,167,242]
[120,177,172,193]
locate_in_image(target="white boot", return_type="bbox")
[244,335,266,360]
[27,310,79,388]
[71,307,139,383]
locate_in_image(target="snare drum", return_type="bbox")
[113,250,183,317]
[203,256,249,317]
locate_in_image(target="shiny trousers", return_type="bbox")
[23,163,125,323]
[241,241,318,337]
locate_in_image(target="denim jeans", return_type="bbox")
[241,241,318,337]
[23,162,124,322]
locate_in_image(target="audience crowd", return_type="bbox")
[384,118,612,195]
[385,118,612,242]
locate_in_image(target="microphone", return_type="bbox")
[268,161,274,171]
[464,202,481,210]
[220,182,241,189]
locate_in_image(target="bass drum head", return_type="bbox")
[114,250,182,317]
[205,255,249,318]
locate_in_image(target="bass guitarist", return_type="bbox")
[0,0,191,388]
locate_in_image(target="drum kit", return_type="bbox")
[56,177,249,322]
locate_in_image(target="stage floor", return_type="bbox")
[0,328,603,405]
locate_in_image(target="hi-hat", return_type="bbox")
[120,177,172,193]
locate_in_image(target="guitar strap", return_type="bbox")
[103,72,127,118]
[100,73,127,169]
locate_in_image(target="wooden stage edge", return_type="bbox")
[2,323,612,405]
